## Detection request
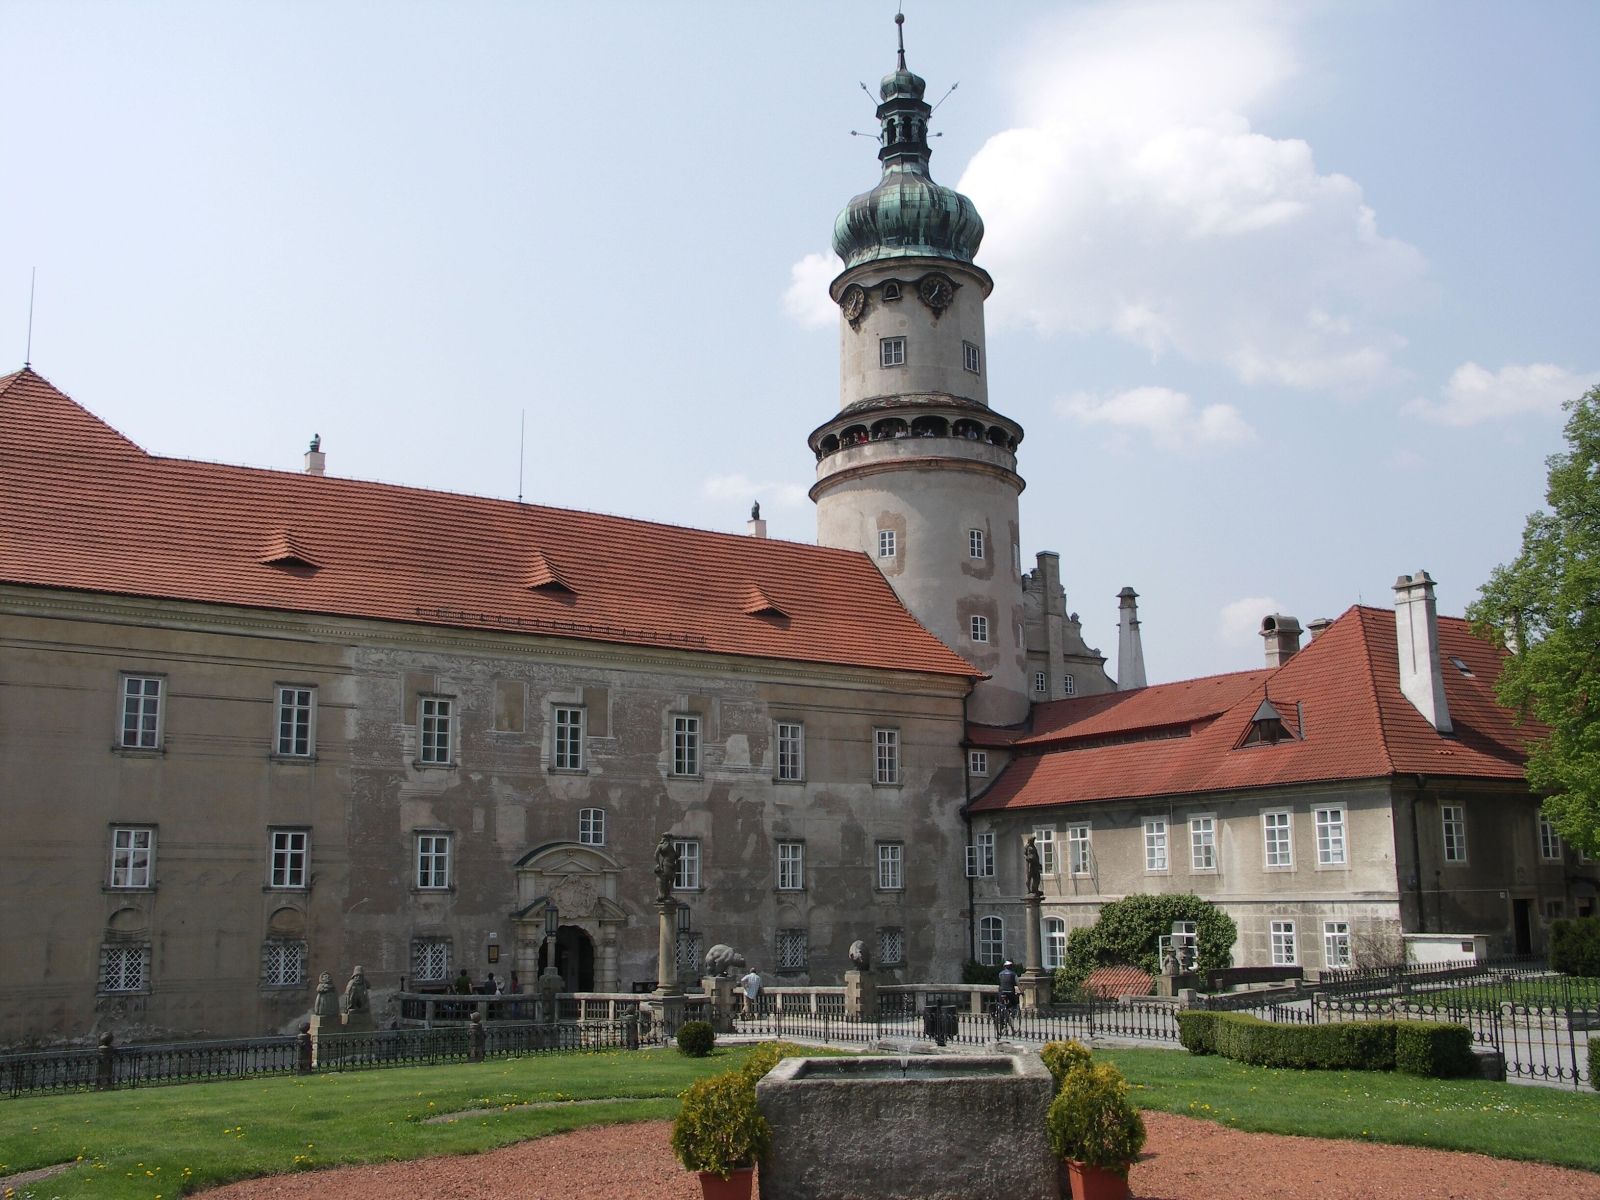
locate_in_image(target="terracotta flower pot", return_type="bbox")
[696,1166,755,1200]
[1065,1159,1131,1200]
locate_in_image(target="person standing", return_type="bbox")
[738,966,762,1016]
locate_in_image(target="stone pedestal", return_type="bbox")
[843,969,876,1020]
[654,899,682,997]
[341,1008,376,1033]
[307,1013,332,1067]
[1020,890,1050,1010]
[645,993,686,1040]
[701,975,736,1032]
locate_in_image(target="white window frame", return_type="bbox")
[262,938,307,987]
[119,674,164,750]
[777,840,804,891]
[968,528,985,559]
[1323,920,1352,968]
[1441,804,1468,864]
[874,728,901,785]
[1270,919,1298,966]
[970,615,989,643]
[672,714,701,777]
[1034,827,1058,877]
[578,807,606,846]
[416,832,452,890]
[110,826,155,889]
[963,340,980,374]
[776,928,808,971]
[1143,817,1169,873]
[968,750,988,777]
[99,943,150,994]
[553,705,585,771]
[877,529,897,558]
[268,828,309,890]
[880,336,906,368]
[1034,671,1047,694]
[877,926,905,967]
[1067,824,1092,877]
[418,695,454,765]
[1539,814,1562,862]
[1043,917,1067,970]
[411,937,450,984]
[1263,809,1293,870]
[978,915,1004,967]
[966,831,995,879]
[775,721,805,782]
[1315,805,1348,866]
[275,685,316,758]
[1543,898,1565,920]
[673,838,701,890]
[1063,674,1076,696]
[876,841,904,891]
[1189,814,1217,872]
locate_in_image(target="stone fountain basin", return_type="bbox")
[755,1054,1058,1200]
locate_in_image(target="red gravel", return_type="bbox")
[197,1113,1600,1199]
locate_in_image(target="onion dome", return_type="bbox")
[832,14,984,270]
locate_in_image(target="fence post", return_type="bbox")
[95,1033,115,1091]
[297,1023,313,1075]
[469,1011,486,1062]
[623,1012,639,1050]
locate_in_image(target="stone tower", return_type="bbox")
[809,16,1028,726]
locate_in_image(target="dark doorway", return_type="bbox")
[539,925,594,992]
[1512,898,1533,956]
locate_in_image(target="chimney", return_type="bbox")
[1393,569,1453,734]
[1260,614,1303,667]
[1116,586,1147,691]
[746,500,767,539]
[303,434,326,476]
[1307,617,1333,642]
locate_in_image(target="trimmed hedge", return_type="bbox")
[676,1020,716,1058]
[1175,1011,1473,1077]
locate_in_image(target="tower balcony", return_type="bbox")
[808,394,1025,499]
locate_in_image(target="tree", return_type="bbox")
[1469,384,1600,857]
[1052,893,1235,1000]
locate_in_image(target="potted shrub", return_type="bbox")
[1045,1061,1147,1200]
[671,1069,770,1200]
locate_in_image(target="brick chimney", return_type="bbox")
[303,434,326,476]
[1260,614,1303,667]
[1393,569,1453,733]
[1116,586,1147,691]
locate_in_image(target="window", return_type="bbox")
[672,714,700,776]
[966,832,995,878]
[1169,920,1199,968]
[1544,899,1565,920]
[970,615,989,643]
[1323,921,1352,968]
[877,842,904,890]
[1067,825,1092,877]
[1442,804,1467,863]
[99,944,149,993]
[119,674,163,749]
[262,939,307,987]
[777,929,808,971]
[411,938,450,984]
[1034,671,1047,693]
[553,706,585,770]
[418,696,453,765]
[1190,815,1216,871]
[578,807,606,846]
[776,722,804,781]
[1034,827,1058,876]
[110,826,154,888]
[674,838,701,890]
[1143,818,1168,873]
[275,686,315,757]
[883,281,902,301]
[878,926,905,967]
[874,728,900,785]
[1270,920,1297,965]
[777,841,804,891]
[878,529,897,558]
[269,829,309,889]
[1044,917,1066,970]
[416,833,452,889]
[1063,674,1076,696]
[968,528,985,559]
[978,915,1004,966]
[1539,814,1563,862]
[1263,810,1293,869]
[968,750,988,777]
[674,929,704,979]
[880,336,906,367]
[963,341,980,373]
[1315,806,1347,866]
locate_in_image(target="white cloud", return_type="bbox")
[782,252,838,330]
[702,473,809,510]
[1058,386,1256,451]
[1219,595,1277,651]
[956,2,1426,391]
[1404,362,1600,426]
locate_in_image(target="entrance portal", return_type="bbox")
[540,925,595,992]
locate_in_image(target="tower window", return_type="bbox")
[877,529,896,558]
[963,342,980,373]
[883,282,902,301]
[880,337,906,368]
[970,616,989,643]
[968,529,985,559]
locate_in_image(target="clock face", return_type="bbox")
[918,274,955,311]
[841,284,867,323]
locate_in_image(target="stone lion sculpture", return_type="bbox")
[703,944,746,977]
[848,940,870,970]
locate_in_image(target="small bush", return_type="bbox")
[1395,1021,1475,1077]
[1040,1039,1093,1091]
[962,959,1001,985]
[671,1069,770,1179]
[676,1020,716,1058]
[1175,1010,1218,1055]
[1589,1038,1598,1092]
[739,1040,809,1084]
[1045,1062,1147,1171]
[1550,918,1600,977]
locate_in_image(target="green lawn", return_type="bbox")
[1407,977,1600,1010]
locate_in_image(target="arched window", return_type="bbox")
[882,281,902,302]
[871,417,909,440]
[840,424,869,447]
[911,416,947,438]
[986,425,1009,446]
[1043,917,1067,970]
[953,419,983,440]
[819,433,840,456]
[978,915,1005,966]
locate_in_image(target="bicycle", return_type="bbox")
[991,992,1019,1038]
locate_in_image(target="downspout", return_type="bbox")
[961,689,976,966]
[1411,774,1428,933]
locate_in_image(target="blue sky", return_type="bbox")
[4,1,1596,683]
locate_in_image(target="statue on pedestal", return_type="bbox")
[343,966,370,1015]
[1023,833,1043,896]
[311,972,338,1019]
[653,833,678,903]
[848,939,870,971]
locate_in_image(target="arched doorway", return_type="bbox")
[539,925,595,992]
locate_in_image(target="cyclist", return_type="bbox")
[995,960,1020,1033]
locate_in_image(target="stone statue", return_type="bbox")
[343,965,370,1014]
[1023,834,1042,895]
[654,833,678,902]
[312,971,338,1019]
[1162,947,1182,977]
[703,944,745,977]
[848,939,870,971]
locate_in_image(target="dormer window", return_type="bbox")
[883,282,902,301]
[1241,697,1295,746]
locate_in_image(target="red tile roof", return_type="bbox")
[0,369,980,679]
[970,605,1536,813]
[1083,965,1154,999]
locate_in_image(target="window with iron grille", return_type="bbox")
[966,832,995,878]
[578,807,606,846]
[110,826,154,888]
[880,337,906,367]
[878,529,897,558]
[777,841,804,891]
[968,528,985,559]
[1270,920,1297,965]
[1033,827,1058,876]
[416,833,452,889]
[876,842,904,891]
[1190,815,1217,871]
[1442,805,1467,863]
[553,706,585,770]
[1323,921,1352,968]
[978,915,1004,966]
[672,714,700,776]
[878,926,905,967]
[411,938,450,983]
[1539,814,1562,861]
[1044,917,1067,970]
[674,838,701,890]
[1263,810,1292,868]
[1316,806,1347,865]
[269,829,309,889]
[1067,825,1092,877]
[676,930,704,978]
[419,696,453,765]
[120,675,163,749]
[777,928,808,970]
[276,686,315,757]
[262,939,307,987]
[874,728,900,785]
[776,722,804,781]
[99,944,149,993]
[968,750,988,777]
[1144,818,1168,872]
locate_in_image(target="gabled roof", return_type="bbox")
[0,369,979,679]
[970,604,1536,813]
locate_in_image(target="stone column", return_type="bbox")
[655,899,682,997]
[844,969,876,1021]
[1019,891,1050,1010]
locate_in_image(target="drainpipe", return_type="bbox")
[1411,774,1428,933]
[961,690,976,966]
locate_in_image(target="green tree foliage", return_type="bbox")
[1052,893,1236,999]
[1470,386,1600,856]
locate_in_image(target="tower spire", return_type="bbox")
[895,10,907,70]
